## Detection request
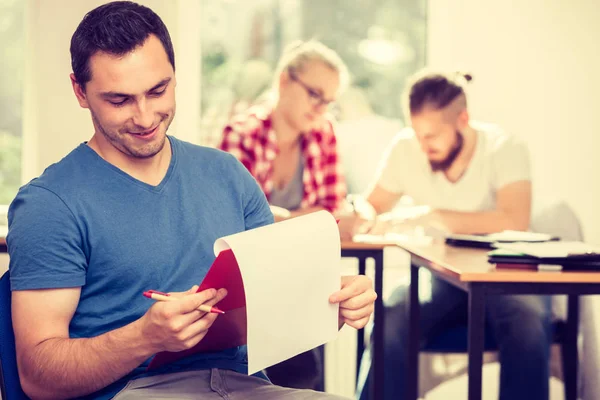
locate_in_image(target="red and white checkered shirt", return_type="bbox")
[220,105,347,212]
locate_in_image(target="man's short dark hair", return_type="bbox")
[405,71,472,116]
[70,1,175,89]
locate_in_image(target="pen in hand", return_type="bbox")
[143,290,225,314]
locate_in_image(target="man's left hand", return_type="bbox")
[329,275,377,330]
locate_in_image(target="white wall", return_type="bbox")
[428,3,600,399]
[428,0,600,244]
[22,0,200,183]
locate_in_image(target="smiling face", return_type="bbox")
[71,34,176,162]
[277,60,340,132]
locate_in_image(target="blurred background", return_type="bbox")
[197,0,425,146]
[3,0,599,244]
[0,0,24,205]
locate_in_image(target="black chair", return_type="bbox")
[0,272,28,399]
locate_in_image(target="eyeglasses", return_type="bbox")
[289,71,336,108]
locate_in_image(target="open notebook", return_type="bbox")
[493,241,600,259]
[446,230,559,249]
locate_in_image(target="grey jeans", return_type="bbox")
[112,368,349,399]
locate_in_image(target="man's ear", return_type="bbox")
[70,73,89,109]
[278,70,291,93]
[457,108,470,130]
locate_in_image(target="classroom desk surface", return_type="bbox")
[401,241,600,283]
[340,241,392,251]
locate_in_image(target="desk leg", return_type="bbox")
[407,263,420,400]
[356,256,367,380]
[372,250,385,400]
[564,295,579,400]
[467,284,485,400]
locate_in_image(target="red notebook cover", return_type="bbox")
[147,249,247,370]
[493,262,538,270]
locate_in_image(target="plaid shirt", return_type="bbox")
[220,105,347,212]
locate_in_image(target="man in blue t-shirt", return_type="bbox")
[7,2,376,399]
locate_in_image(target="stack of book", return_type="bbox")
[489,241,600,271]
[445,231,600,271]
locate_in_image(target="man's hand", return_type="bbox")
[167,285,200,298]
[337,213,365,241]
[367,212,394,236]
[329,276,377,330]
[139,288,227,353]
[336,197,377,241]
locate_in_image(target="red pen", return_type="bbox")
[143,290,225,314]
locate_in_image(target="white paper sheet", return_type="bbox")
[449,230,555,243]
[214,210,341,374]
[494,241,600,258]
[484,230,555,242]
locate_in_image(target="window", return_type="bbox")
[0,0,24,204]
[198,0,427,147]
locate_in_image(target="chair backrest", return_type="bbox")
[530,199,584,322]
[530,199,584,241]
[0,272,28,399]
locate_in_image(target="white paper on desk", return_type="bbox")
[485,230,555,242]
[449,230,554,243]
[214,210,340,375]
[494,241,600,258]
[353,232,433,246]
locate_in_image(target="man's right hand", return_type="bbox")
[139,288,227,353]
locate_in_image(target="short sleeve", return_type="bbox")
[227,155,274,231]
[373,133,406,194]
[490,134,531,190]
[7,184,87,290]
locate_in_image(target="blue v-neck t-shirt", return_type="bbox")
[7,136,274,399]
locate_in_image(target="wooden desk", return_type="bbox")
[341,241,394,400]
[399,241,600,400]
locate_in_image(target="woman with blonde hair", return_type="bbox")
[220,41,368,240]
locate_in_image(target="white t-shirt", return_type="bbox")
[375,122,530,212]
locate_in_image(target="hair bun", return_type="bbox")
[283,40,305,54]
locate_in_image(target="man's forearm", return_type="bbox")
[432,209,529,234]
[19,319,154,399]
